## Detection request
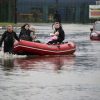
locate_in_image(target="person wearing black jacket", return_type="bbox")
[19,24,32,41]
[48,22,65,44]
[0,25,20,53]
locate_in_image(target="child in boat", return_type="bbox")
[30,31,37,41]
[48,31,59,44]
[30,31,41,43]
[30,25,36,41]
[0,25,20,54]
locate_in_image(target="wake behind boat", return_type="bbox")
[13,40,76,55]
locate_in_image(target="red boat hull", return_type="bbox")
[13,40,76,55]
[90,33,100,41]
[90,32,100,41]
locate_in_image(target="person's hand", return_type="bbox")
[14,40,19,45]
[50,33,54,36]
[55,31,59,35]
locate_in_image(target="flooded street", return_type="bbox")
[0,24,100,100]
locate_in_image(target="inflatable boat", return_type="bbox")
[90,21,100,41]
[13,40,76,55]
[90,32,100,41]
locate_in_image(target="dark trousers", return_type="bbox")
[4,41,14,53]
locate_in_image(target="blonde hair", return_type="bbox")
[7,25,13,31]
[7,25,13,28]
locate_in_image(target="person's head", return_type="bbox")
[53,22,62,29]
[7,25,13,32]
[30,25,35,32]
[21,24,30,30]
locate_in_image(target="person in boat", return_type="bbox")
[29,25,37,41]
[48,31,59,43]
[47,22,65,44]
[30,31,37,41]
[19,24,35,41]
[0,25,20,54]
[30,25,41,43]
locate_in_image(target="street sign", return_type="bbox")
[89,5,100,19]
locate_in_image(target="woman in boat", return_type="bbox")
[19,24,34,41]
[47,22,65,44]
[0,25,20,54]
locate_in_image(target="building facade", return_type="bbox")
[0,0,16,22]
[0,0,97,23]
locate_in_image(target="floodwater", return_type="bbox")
[0,24,100,100]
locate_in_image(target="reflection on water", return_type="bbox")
[0,55,75,72]
[15,55,75,71]
[0,24,100,100]
[0,59,14,71]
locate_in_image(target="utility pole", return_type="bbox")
[8,0,11,22]
[55,0,58,10]
[15,0,17,24]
